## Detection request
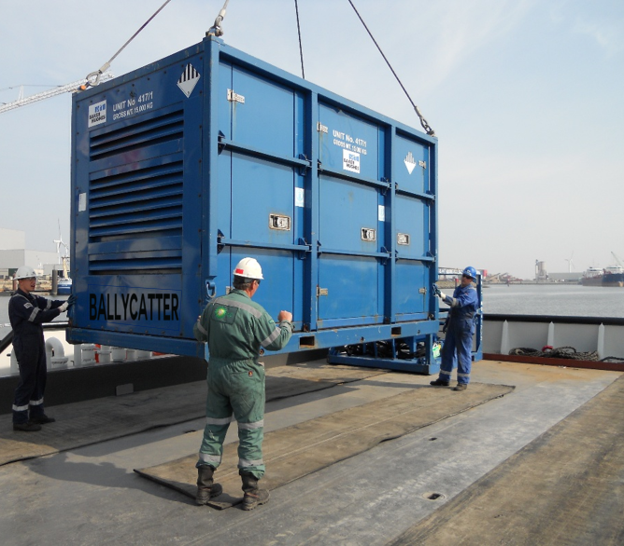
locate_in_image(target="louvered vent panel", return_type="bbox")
[88,109,184,274]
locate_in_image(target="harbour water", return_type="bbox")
[483,284,624,318]
[2,284,623,341]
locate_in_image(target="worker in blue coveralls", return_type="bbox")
[193,257,293,510]
[10,266,76,431]
[430,266,479,391]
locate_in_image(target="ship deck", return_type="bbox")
[1,358,622,545]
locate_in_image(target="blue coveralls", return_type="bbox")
[439,285,479,386]
[193,290,293,479]
[9,288,65,424]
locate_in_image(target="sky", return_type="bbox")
[1,0,623,280]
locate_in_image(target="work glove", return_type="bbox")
[59,302,69,312]
[438,291,447,300]
[67,294,77,308]
[432,284,441,297]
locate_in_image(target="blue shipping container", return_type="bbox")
[67,35,439,360]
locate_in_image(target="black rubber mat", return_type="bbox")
[0,363,387,466]
[135,383,514,509]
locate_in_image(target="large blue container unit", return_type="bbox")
[67,35,440,373]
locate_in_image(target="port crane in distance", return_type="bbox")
[0,73,113,115]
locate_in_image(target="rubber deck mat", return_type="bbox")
[0,363,386,466]
[388,374,624,546]
[135,383,514,509]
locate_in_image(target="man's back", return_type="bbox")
[194,290,292,362]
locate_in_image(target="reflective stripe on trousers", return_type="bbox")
[197,358,266,478]
[439,320,474,385]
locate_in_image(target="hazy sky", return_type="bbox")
[1,0,622,279]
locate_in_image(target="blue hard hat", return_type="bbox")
[462,266,477,279]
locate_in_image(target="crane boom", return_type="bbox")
[611,251,624,268]
[0,73,113,115]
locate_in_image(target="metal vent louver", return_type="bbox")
[87,108,184,274]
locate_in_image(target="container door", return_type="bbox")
[393,132,435,320]
[214,61,307,325]
[316,104,386,328]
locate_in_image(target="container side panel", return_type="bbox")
[395,261,427,316]
[394,133,429,194]
[395,195,427,259]
[318,104,378,180]
[318,175,379,252]
[318,255,379,321]
[232,248,296,322]
[231,155,294,244]
[229,66,295,157]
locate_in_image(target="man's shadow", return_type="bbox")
[28,452,195,505]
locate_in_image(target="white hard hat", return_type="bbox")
[233,257,264,280]
[14,265,39,280]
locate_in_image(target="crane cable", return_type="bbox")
[346,0,435,136]
[294,0,306,79]
[85,0,173,87]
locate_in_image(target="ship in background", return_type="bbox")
[581,252,624,287]
[582,265,624,287]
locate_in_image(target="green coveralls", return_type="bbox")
[193,289,293,479]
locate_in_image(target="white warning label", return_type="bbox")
[343,149,361,173]
[404,151,417,175]
[88,100,107,128]
[177,64,200,98]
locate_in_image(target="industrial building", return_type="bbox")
[0,227,61,277]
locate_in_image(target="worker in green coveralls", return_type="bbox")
[193,257,293,510]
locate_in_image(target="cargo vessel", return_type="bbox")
[581,265,624,287]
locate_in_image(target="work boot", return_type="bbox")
[29,414,56,425]
[454,383,467,391]
[13,422,42,432]
[241,473,270,511]
[430,378,450,387]
[196,466,223,505]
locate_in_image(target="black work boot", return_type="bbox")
[241,473,270,511]
[13,422,42,432]
[430,378,450,387]
[196,466,223,505]
[29,414,56,425]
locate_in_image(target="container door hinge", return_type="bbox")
[419,287,427,295]
[227,89,245,103]
[317,286,329,297]
[419,160,427,169]
[317,122,328,133]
